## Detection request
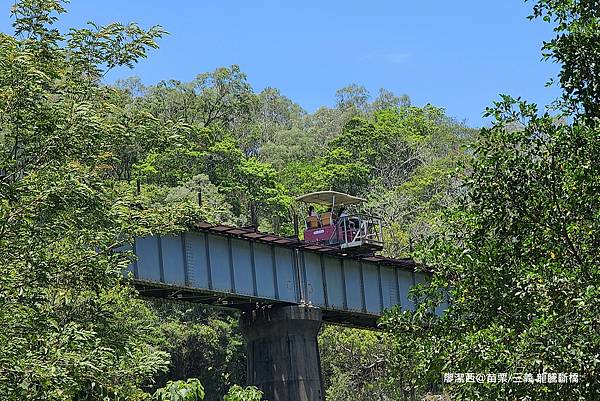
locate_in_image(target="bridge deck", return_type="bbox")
[129,223,438,327]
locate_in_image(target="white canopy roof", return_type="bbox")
[295,191,366,206]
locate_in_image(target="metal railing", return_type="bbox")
[332,214,384,249]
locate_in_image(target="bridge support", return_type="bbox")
[240,305,325,401]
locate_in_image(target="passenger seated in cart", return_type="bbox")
[338,207,348,219]
[306,206,320,228]
[295,190,384,253]
[339,206,361,232]
[337,206,352,230]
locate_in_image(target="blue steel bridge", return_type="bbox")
[129,221,437,328]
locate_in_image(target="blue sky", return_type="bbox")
[1,1,560,127]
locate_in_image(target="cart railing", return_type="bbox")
[333,214,384,248]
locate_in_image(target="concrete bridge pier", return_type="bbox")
[240,305,325,401]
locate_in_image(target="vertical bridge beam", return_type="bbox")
[240,305,325,401]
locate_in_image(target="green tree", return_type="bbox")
[138,66,254,130]
[382,1,600,399]
[0,1,189,400]
[150,301,245,401]
[530,0,600,119]
[371,88,411,113]
[192,65,255,128]
[335,84,370,115]
[319,326,413,401]
[306,106,471,256]
[253,87,306,149]
[153,379,205,401]
[223,385,264,401]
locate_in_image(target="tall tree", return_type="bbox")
[335,84,371,115]
[0,2,194,400]
[383,1,600,399]
[531,0,600,119]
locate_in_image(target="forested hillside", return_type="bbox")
[0,2,473,400]
[2,0,597,400]
[112,68,473,256]
[109,66,473,401]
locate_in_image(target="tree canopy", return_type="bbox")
[381,1,600,400]
[4,0,596,400]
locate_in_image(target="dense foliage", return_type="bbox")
[152,379,263,401]
[382,1,600,400]
[154,379,205,401]
[1,1,469,400]
[117,65,469,401]
[0,2,177,400]
[6,0,593,400]
[150,301,245,401]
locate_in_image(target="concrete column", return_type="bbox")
[240,305,325,401]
